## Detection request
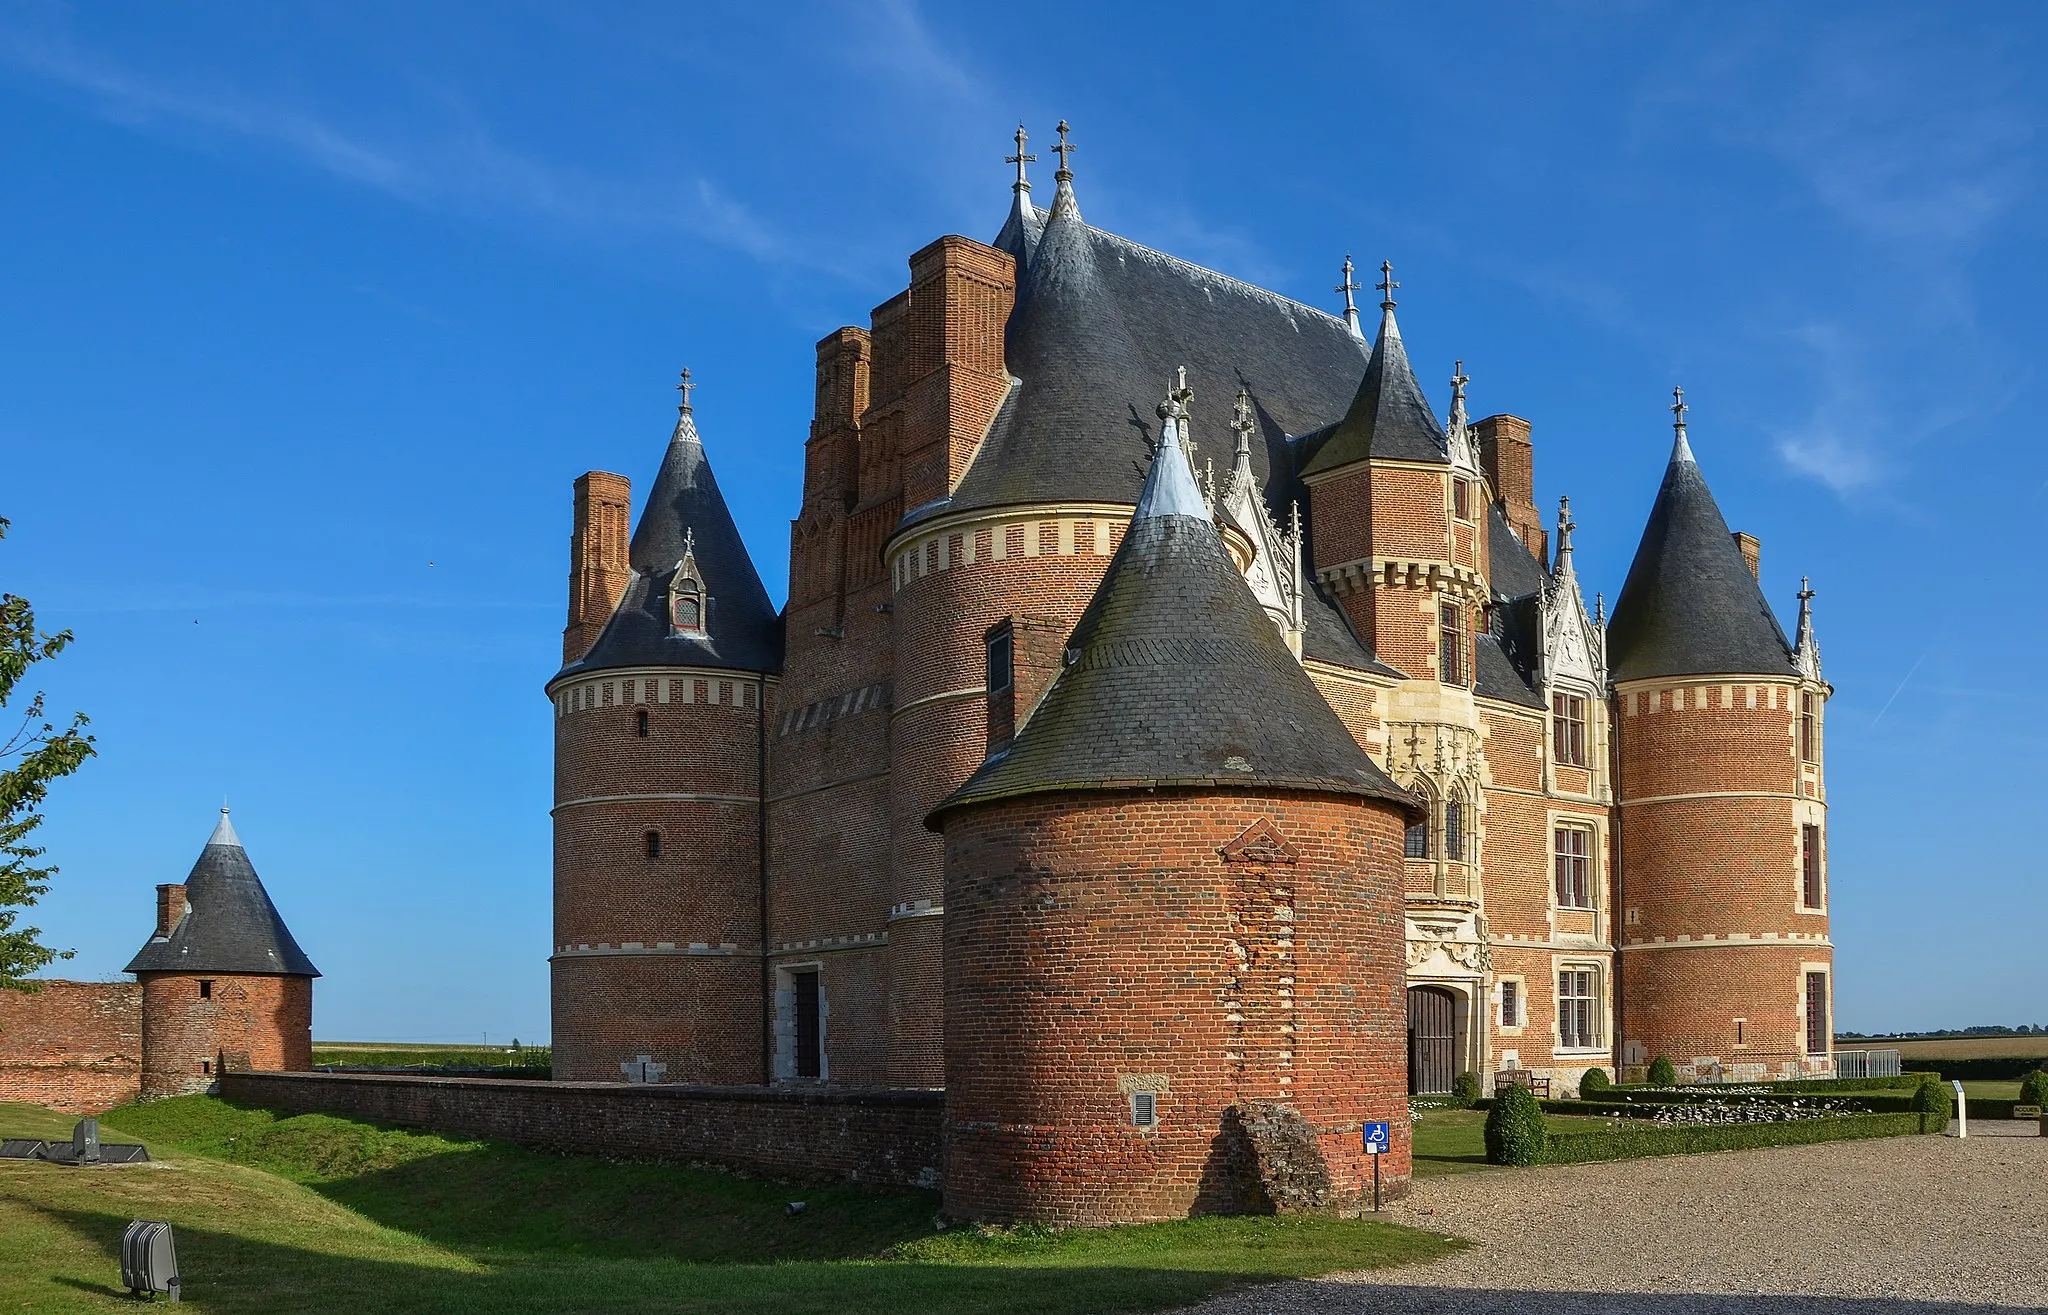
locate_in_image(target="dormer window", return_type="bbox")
[668,540,708,639]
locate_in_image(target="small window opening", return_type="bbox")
[1438,602,1467,686]
[792,969,823,1080]
[1501,980,1521,1028]
[200,1060,212,1075]
[1799,692,1819,764]
[636,709,649,737]
[1404,813,1430,859]
[198,979,213,1000]
[986,626,1013,694]
[1444,798,1465,863]
[1801,824,1824,908]
[1805,972,1829,1056]
[1453,477,1472,521]
[1130,1090,1158,1128]
[1735,1018,1747,1046]
[644,831,662,860]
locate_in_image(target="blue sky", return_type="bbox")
[3,2,2042,1042]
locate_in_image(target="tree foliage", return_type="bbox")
[1483,1083,1547,1166]
[2,516,96,989]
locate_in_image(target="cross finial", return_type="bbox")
[1557,494,1576,557]
[677,367,695,413]
[1053,120,1076,178]
[1376,260,1399,309]
[683,526,695,557]
[1798,575,1815,604]
[1451,360,1469,402]
[1005,123,1035,192]
[1232,387,1254,456]
[1671,385,1687,430]
[1336,254,1361,314]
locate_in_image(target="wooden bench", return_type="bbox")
[1494,1070,1550,1098]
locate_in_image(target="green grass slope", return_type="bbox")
[0,1097,1463,1314]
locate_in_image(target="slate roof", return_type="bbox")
[125,811,319,977]
[1297,302,1450,475]
[1606,430,1797,683]
[557,404,784,680]
[1475,503,1547,707]
[929,417,1416,825]
[927,183,1370,532]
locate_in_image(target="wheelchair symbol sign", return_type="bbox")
[1362,1121,1390,1154]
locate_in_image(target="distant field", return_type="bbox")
[313,1042,528,1053]
[1839,1036,2048,1060]
[311,1043,549,1071]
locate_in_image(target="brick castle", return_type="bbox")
[547,126,1835,1222]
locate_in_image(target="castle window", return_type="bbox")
[644,831,662,860]
[1735,1018,1747,1047]
[1558,968,1601,1049]
[1438,602,1466,686]
[1452,477,1472,521]
[1554,825,1594,909]
[792,969,823,1080]
[635,709,650,738]
[1799,692,1819,763]
[1444,798,1465,863]
[200,1060,212,1075]
[1802,824,1824,908]
[1500,980,1521,1029]
[1805,972,1830,1055]
[986,624,1013,694]
[198,980,213,1000]
[1404,785,1432,860]
[1130,1090,1158,1129]
[1551,693,1588,767]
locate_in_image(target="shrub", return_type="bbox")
[1452,1071,1482,1106]
[1542,1112,1920,1165]
[1484,1084,1547,1166]
[1579,1067,1611,1094]
[1912,1078,1954,1132]
[1646,1056,1677,1087]
[2018,1069,2048,1108]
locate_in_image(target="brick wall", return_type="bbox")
[139,972,310,1099]
[218,1070,944,1189]
[940,789,1411,1225]
[0,980,142,1113]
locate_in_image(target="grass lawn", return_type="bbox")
[1410,1107,1622,1177]
[1959,1081,2022,1101]
[0,1097,1464,1314]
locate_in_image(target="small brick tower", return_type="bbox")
[547,375,784,1085]
[1607,394,1833,1081]
[125,808,319,1099]
[931,392,1418,1224]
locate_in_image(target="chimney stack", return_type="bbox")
[1731,531,1760,581]
[154,884,188,939]
[1474,414,1547,565]
[563,471,633,664]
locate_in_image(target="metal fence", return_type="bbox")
[1834,1048,1903,1080]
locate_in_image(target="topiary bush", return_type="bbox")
[1912,1077,1954,1132]
[1452,1071,1482,1106]
[1484,1083,1548,1165]
[2018,1069,2048,1108]
[1580,1067,1611,1094]
[1646,1055,1677,1087]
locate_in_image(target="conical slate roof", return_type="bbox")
[1606,427,1796,683]
[558,400,783,679]
[929,403,1415,825]
[125,810,319,977]
[1298,297,1448,475]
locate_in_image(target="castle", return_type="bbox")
[547,126,1835,1222]
[0,808,319,1110]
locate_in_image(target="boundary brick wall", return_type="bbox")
[219,1070,944,1189]
[0,981,143,1113]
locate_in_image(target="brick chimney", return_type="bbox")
[1731,531,1760,581]
[1474,414,1547,567]
[895,236,1017,512]
[154,883,188,939]
[563,471,633,664]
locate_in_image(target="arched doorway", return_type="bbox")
[1408,985,1458,1094]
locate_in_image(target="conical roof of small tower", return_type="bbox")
[1606,420,1796,683]
[125,809,320,977]
[1298,285,1448,475]
[558,393,783,679]
[929,405,1415,824]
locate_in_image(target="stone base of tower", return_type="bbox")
[1620,944,1834,1082]
[551,954,763,1085]
[139,973,312,1100]
[939,791,1411,1226]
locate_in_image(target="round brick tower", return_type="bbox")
[125,808,319,1099]
[547,382,783,1085]
[1607,402,1833,1082]
[931,400,1417,1225]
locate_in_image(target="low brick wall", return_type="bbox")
[220,1071,945,1188]
[0,981,143,1114]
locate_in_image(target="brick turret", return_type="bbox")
[931,396,1417,1224]
[125,809,318,1098]
[547,382,782,1085]
[1607,405,1832,1081]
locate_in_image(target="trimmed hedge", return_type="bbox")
[1578,1089,1919,1115]
[1647,1056,1677,1086]
[1913,1079,1954,1127]
[2019,1071,2048,1107]
[1541,1112,1927,1165]
[1580,1067,1611,1094]
[1452,1071,1482,1105]
[1485,1084,1547,1165]
[1904,1057,2048,1082]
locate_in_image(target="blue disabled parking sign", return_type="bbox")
[1362,1121,1390,1154]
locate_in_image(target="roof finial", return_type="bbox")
[1798,575,1814,605]
[1231,387,1255,460]
[1006,123,1035,194]
[683,526,696,558]
[1556,494,1576,562]
[1376,259,1399,310]
[1052,120,1076,180]
[1671,385,1687,432]
[677,367,695,414]
[1793,575,1822,678]
[1336,254,1363,336]
[1449,359,1470,427]
[1594,591,1606,625]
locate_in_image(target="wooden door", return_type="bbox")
[1407,985,1458,1094]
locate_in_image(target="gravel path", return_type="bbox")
[1190,1124,2048,1314]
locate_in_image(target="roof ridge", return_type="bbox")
[1086,227,1355,334]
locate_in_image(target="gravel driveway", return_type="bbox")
[1189,1124,2047,1314]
